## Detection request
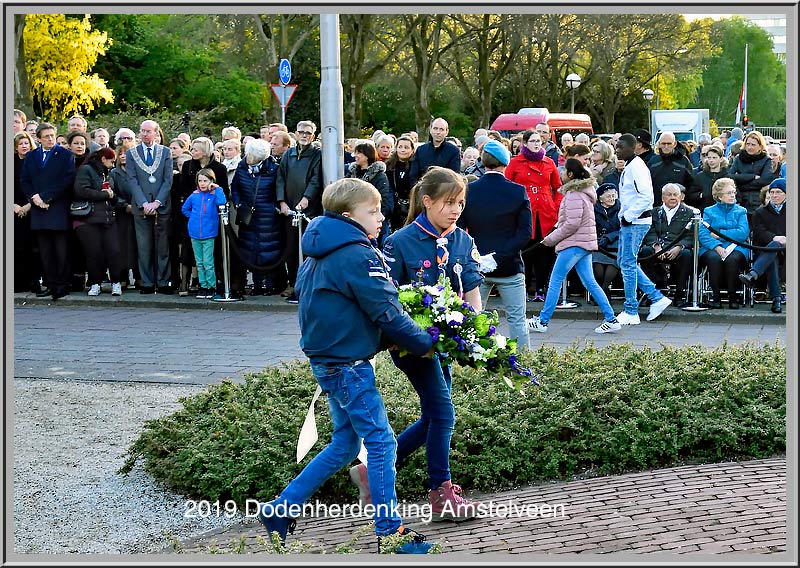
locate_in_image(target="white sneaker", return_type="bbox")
[111,282,122,296]
[595,319,622,334]
[616,311,641,326]
[88,284,101,296]
[526,317,548,333]
[646,296,672,321]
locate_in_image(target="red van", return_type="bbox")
[490,109,593,142]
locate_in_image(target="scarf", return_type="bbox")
[520,145,545,162]
[413,212,456,279]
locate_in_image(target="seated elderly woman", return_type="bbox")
[697,177,750,309]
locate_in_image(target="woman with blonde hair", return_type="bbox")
[728,131,775,214]
[589,140,616,182]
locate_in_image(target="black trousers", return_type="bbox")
[37,230,71,295]
[640,246,694,298]
[75,222,123,286]
[133,212,171,288]
[701,250,747,301]
[283,216,307,287]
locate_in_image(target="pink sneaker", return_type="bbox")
[349,464,371,506]
[428,480,480,521]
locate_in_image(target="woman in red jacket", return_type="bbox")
[504,129,562,301]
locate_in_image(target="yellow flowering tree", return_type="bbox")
[23,14,114,119]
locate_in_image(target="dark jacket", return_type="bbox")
[109,165,135,210]
[751,203,786,247]
[408,141,461,186]
[276,144,323,216]
[594,200,621,252]
[295,212,433,364]
[643,203,695,250]
[73,160,117,225]
[728,151,776,212]
[648,152,695,207]
[458,171,532,277]
[230,157,284,268]
[387,158,413,228]
[179,157,230,202]
[543,141,561,165]
[20,145,76,231]
[686,167,729,212]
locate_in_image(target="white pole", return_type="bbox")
[743,43,748,119]
[319,15,344,187]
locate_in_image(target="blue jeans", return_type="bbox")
[279,361,401,536]
[618,224,665,315]
[751,241,784,299]
[191,237,216,290]
[539,247,616,325]
[479,272,529,349]
[391,352,454,489]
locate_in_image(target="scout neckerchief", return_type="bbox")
[413,212,457,279]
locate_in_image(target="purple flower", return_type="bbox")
[439,306,446,312]
[427,326,440,342]
[487,325,496,337]
[461,302,470,309]
[422,294,433,307]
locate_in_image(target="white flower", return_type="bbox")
[446,312,465,325]
[495,334,507,349]
[423,285,441,297]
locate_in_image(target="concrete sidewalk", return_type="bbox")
[169,457,787,556]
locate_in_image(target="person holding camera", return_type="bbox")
[181,168,227,299]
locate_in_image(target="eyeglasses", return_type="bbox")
[720,190,737,195]
[527,139,542,144]
[297,131,313,136]
[700,152,709,157]
[119,136,133,141]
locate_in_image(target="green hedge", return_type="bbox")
[120,342,786,506]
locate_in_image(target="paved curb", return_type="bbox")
[167,457,786,556]
[13,292,786,324]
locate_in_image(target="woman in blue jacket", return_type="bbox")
[349,167,483,522]
[230,139,285,295]
[698,177,750,309]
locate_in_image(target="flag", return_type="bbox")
[735,83,745,125]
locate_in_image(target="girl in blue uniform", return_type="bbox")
[351,166,484,521]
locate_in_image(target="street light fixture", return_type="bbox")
[642,88,654,134]
[566,73,581,114]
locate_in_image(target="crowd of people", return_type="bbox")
[13,108,787,316]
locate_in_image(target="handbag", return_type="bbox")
[70,200,92,217]
[235,203,255,226]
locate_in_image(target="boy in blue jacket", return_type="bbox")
[257,178,437,554]
[181,168,227,299]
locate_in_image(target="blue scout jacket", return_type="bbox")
[382,219,483,293]
[182,188,227,240]
[296,212,433,364]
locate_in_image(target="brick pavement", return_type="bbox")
[170,457,787,556]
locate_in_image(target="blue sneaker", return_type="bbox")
[257,501,297,549]
[378,526,435,554]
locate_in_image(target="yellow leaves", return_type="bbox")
[23,14,114,119]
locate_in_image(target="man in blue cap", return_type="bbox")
[740,177,786,313]
[458,140,533,348]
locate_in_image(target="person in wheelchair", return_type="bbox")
[740,178,786,314]
[639,183,696,307]
[698,177,749,309]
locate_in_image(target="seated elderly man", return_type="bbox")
[639,183,696,307]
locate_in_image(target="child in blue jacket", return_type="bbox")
[181,168,227,299]
[256,178,437,554]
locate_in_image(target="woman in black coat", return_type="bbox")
[346,140,392,244]
[385,135,416,231]
[727,131,776,214]
[13,131,44,292]
[591,182,621,300]
[686,144,728,212]
[109,141,140,289]
[73,148,124,296]
[230,138,285,295]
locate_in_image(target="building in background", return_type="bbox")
[744,15,786,59]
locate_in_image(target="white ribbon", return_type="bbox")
[295,360,373,464]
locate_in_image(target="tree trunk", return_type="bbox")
[14,14,33,116]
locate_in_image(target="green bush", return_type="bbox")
[120,342,786,506]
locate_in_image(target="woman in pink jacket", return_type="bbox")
[527,159,622,335]
[504,129,562,301]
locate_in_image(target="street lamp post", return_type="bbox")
[642,88,654,134]
[566,73,581,114]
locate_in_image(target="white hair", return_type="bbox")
[114,127,136,145]
[244,138,270,162]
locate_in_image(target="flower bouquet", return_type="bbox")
[396,275,538,392]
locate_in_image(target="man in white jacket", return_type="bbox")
[614,134,671,325]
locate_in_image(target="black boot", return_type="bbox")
[771,297,782,314]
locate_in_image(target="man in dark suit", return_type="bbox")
[458,140,533,349]
[648,131,695,207]
[126,120,174,294]
[408,117,461,186]
[20,123,76,300]
[639,183,696,307]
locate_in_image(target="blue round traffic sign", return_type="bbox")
[279,59,292,85]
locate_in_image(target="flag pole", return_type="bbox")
[743,43,748,121]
